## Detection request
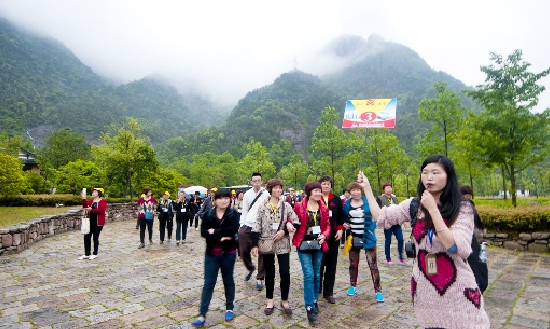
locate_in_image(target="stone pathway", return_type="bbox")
[0,220,549,329]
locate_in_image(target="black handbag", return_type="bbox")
[299,240,321,252]
[405,240,416,258]
[351,236,363,249]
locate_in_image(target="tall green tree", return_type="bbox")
[364,130,407,193]
[240,140,276,179]
[93,118,156,199]
[466,49,550,207]
[417,81,467,157]
[54,160,104,195]
[311,107,348,179]
[39,128,91,179]
[279,154,309,189]
[0,154,26,196]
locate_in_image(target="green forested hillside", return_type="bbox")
[0,18,228,146]
[2,16,475,157]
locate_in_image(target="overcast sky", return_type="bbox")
[1,0,549,111]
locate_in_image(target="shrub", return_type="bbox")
[0,194,133,207]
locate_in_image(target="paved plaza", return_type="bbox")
[1,219,549,329]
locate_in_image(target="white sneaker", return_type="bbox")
[78,255,89,260]
[89,255,98,260]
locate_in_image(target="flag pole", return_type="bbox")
[360,128,368,171]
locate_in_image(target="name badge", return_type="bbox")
[329,210,333,217]
[181,209,186,213]
[163,209,168,212]
[272,222,280,230]
[426,253,438,275]
[312,226,321,235]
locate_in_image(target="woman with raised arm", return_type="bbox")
[79,188,107,260]
[342,172,384,303]
[377,155,490,328]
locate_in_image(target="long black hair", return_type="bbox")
[416,155,463,229]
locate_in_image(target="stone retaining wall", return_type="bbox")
[0,203,136,256]
[483,232,550,252]
[2,203,549,255]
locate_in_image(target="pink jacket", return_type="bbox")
[292,197,331,252]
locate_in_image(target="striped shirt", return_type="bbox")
[348,204,365,237]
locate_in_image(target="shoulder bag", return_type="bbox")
[258,202,285,254]
[144,202,154,221]
[81,208,90,235]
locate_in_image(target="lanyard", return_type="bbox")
[270,203,277,218]
[310,210,317,226]
[427,229,434,247]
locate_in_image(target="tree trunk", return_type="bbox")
[468,162,474,198]
[510,164,517,207]
[501,167,507,200]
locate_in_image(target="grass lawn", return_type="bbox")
[0,207,80,228]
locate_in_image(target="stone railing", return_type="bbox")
[483,232,550,252]
[0,203,136,256]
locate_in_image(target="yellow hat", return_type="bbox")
[93,188,105,195]
[163,191,170,197]
[300,189,304,194]
[211,187,218,192]
[140,194,146,198]
[231,189,236,194]
[289,188,294,191]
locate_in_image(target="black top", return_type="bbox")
[200,207,239,255]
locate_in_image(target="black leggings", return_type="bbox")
[139,217,153,243]
[262,253,290,300]
[83,219,103,256]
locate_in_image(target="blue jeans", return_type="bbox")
[298,250,323,308]
[175,219,188,241]
[384,225,404,261]
[199,252,236,317]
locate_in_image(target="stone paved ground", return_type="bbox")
[0,220,549,329]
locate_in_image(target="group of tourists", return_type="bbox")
[76,154,490,328]
[191,155,490,328]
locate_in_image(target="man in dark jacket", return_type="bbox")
[318,175,345,304]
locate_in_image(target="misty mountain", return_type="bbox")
[0,18,229,146]
[199,34,476,156]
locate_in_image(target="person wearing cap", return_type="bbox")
[79,188,107,260]
[189,191,203,230]
[285,187,297,207]
[317,175,345,304]
[376,183,407,266]
[157,191,174,244]
[196,188,217,230]
[174,190,191,244]
[137,187,157,248]
[136,193,146,230]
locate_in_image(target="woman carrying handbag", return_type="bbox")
[79,188,107,260]
[292,182,331,322]
[251,179,298,315]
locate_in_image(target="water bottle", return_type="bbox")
[479,242,489,263]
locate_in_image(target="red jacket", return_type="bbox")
[82,199,107,226]
[292,197,331,252]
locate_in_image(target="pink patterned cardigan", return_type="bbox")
[378,198,490,329]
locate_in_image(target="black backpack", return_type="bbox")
[408,198,488,293]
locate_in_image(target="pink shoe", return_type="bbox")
[399,259,410,266]
[386,259,393,265]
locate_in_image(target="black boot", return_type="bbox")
[306,306,317,322]
[314,301,319,314]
